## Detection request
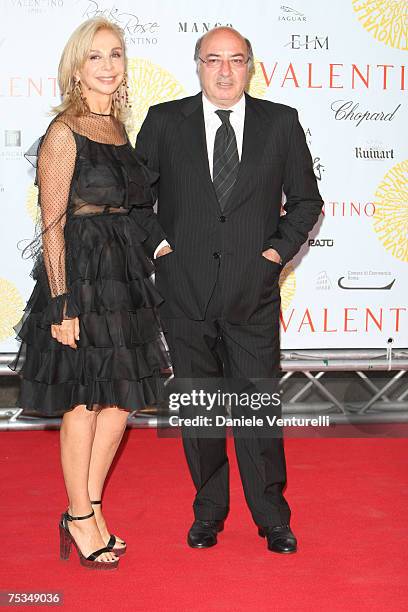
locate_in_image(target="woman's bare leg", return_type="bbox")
[88,406,129,547]
[60,404,118,562]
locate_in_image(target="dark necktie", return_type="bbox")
[213,110,239,211]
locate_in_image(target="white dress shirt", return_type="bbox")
[202,93,246,179]
[154,93,246,258]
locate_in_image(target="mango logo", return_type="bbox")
[373,159,408,262]
[352,0,408,50]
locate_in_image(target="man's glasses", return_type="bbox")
[199,56,250,69]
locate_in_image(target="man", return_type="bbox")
[136,27,323,553]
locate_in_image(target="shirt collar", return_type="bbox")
[202,92,246,121]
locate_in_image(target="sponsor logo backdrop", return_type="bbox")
[0,0,407,350]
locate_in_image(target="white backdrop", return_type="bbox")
[0,0,407,351]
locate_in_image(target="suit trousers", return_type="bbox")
[163,276,291,528]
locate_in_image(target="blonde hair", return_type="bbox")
[52,17,129,120]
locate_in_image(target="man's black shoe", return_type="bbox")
[258,525,297,554]
[187,520,225,548]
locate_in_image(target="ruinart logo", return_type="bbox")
[355,145,394,160]
[352,0,408,50]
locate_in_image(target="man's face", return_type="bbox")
[198,29,250,108]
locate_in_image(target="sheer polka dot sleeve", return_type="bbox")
[37,120,76,320]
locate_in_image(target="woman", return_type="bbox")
[11,17,168,569]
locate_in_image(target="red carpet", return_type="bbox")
[1,430,407,611]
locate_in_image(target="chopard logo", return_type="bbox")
[331,100,401,127]
[82,1,159,35]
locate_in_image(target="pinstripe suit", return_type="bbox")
[136,92,323,527]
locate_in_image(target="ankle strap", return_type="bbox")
[90,500,102,505]
[65,510,94,521]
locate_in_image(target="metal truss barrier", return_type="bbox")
[1,349,407,431]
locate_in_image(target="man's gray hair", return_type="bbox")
[194,30,254,73]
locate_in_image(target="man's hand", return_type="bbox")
[262,248,282,264]
[156,245,173,258]
[51,317,80,349]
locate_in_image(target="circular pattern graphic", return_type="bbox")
[26,184,39,224]
[0,277,24,343]
[127,58,187,142]
[279,264,296,310]
[246,58,268,98]
[373,159,408,262]
[352,0,408,50]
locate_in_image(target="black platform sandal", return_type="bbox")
[90,500,127,556]
[59,510,119,569]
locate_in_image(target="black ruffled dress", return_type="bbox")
[11,112,169,416]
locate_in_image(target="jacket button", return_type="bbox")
[219,215,226,222]
[213,252,221,259]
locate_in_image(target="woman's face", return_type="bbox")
[76,28,125,100]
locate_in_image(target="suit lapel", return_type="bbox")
[179,92,268,213]
[179,93,219,210]
[223,93,268,213]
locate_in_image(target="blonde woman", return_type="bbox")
[11,18,168,569]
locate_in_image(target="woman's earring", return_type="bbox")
[116,74,131,109]
[71,78,89,112]
[73,79,79,95]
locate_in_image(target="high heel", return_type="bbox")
[59,510,119,569]
[91,500,127,556]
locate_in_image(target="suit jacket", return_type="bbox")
[135,92,323,322]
